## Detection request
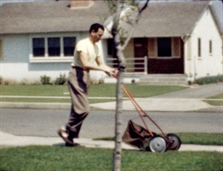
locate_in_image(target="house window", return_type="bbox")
[64,37,76,56]
[148,37,181,59]
[107,38,113,56]
[33,38,45,57]
[209,40,212,55]
[107,38,118,68]
[31,36,76,59]
[107,38,116,57]
[157,38,172,57]
[48,37,60,56]
[198,38,201,57]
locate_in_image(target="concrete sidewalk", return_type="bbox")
[1,97,222,112]
[90,98,220,111]
[1,131,222,152]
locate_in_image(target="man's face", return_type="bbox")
[91,28,104,43]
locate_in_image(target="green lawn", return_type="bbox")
[178,132,223,145]
[0,146,222,171]
[1,85,222,106]
[0,84,186,97]
[0,84,223,106]
[0,97,114,104]
[95,133,223,146]
[204,93,223,106]
[0,84,186,103]
[0,85,69,96]
[207,94,223,99]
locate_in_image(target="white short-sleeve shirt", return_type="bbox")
[72,38,100,68]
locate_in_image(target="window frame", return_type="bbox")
[172,37,181,58]
[29,34,77,63]
[148,38,157,58]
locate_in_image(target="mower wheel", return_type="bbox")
[166,133,181,151]
[149,135,167,153]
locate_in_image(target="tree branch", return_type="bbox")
[138,0,150,14]
[121,0,150,50]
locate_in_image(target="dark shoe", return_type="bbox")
[57,127,74,146]
[65,142,81,147]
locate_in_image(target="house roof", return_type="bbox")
[133,1,211,37]
[0,1,110,35]
[0,1,219,37]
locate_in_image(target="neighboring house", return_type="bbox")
[0,0,110,84]
[0,0,222,84]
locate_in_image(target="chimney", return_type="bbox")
[70,0,94,9]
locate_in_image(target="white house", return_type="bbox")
[0,0,110,84]
[0,0,222,84]
[104,0,223,84]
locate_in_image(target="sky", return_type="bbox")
[0,0,221,4]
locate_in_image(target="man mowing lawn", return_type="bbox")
[57,23,118,146]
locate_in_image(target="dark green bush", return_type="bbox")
[195,75,223,85]
[40,75,51,85]
[0,76,3,85]
[54,74,67,85]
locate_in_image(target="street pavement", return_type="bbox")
[0,83,223,152]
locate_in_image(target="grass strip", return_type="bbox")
[94,133,223,146]
[203,93,223,106]
[178,132,223,145]
[0,84,186,104]
[0,97,114,104]
[0,84,186,97]
[206,93,223,99]
[203,100,223,106]
[0,146,222,171]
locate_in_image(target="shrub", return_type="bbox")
[40,75,51,85]
[0,76,3,85]
[21,79,29,85]
[54,74,67,85]
[195,75,223,85]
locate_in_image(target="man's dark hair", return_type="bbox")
[89,23,104,33]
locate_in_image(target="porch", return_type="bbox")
[106,57,188,85]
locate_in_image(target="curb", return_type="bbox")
[0,102,71,110]
[1,102,222,112]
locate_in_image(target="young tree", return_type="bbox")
[104,0,150,170]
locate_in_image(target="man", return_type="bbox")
[58,23,117,146]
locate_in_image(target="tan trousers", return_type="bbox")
[66,67,90,138]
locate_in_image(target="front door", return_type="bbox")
[134,38,148,72]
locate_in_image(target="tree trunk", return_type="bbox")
[112,1,126,171]
[110,0,149,170]
[113,66,124,171]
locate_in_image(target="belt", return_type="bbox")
[72,66,89,73]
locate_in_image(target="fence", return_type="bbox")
[106,56,148,75]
